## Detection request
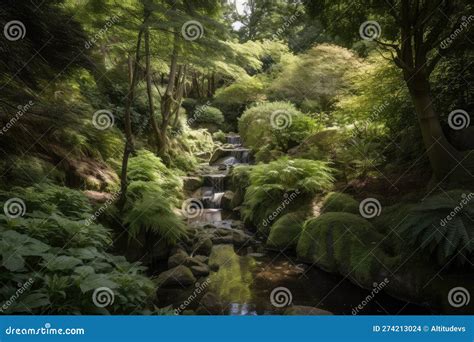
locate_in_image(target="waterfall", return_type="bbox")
[226,135,241,145]
[230,148,250,164]
[202,174,226,208]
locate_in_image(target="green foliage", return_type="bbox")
[0,187,155,314]
[214,76,266,105]
[127,150,182,194]
[297,212,384,287]
[212,130,227,144]
[239,102,316,162]
[193,106,224,126]
[268,44,361,113]
[241,157,334,233]
[321,192,359,214]
[0,183,92,219]
[335,124,388,181]
[124,151,186,244]
[398,190,474,266]
[0,156,65,186]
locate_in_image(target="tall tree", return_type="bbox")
[305,0,474,182]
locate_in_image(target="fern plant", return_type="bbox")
[124,151,186,244]
[398,190,474,266]
[241,157,334,234]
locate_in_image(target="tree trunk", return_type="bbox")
[119,30,143,208]
[405,72,461,180]
[158,30,179,157]
[144,26,161,153]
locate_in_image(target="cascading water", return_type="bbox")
[202,174,226,208]
[226,135,241,145]
[230,148,250,164]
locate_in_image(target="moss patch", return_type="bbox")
[321,192,359,214]
[296,212,388,288]
[266,212,307,251]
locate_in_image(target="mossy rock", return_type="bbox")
[296,212,388,288]
[321,192,359,214]
[266,212,307,251]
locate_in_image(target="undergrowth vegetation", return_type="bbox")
[0,184,156,314]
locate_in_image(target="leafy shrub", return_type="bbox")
[0,156,65,186]
[127,150,182,195]
[239,102,316,162]
[335,124,388,181]
[192,106,224,126]
[241,158,334,234]
[398,190,474,266]
[268,44,361,112]
[0,183,92,219]
[124,151,186,244]
[181,98,198,114]
[0,186,156,314]
[214,76,266,105]
[212,130,227,144]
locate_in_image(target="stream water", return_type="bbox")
[156,135,430,315]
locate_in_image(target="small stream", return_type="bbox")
[156,134,430,315]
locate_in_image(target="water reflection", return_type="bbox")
[208,245,255,313]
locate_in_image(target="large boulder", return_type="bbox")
[267,212,306,251]
[157,265,196,288]
[296,212,388,288]
[221,191,235,211]
[190,264,210,277]
[182,176,203,192]
[193,238,213,256]
[320,192,359,214]
[168,249,189,268]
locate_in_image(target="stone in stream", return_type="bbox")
[193,255,209,264]
[190,264,210,277]
[193,238,213,256]
[284,305,333,315]
[157,265,196,288]
[168,249,189,268]
[182,176,203,192]
[221,190,235,211]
